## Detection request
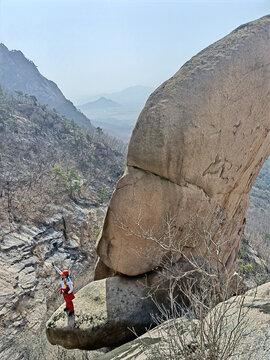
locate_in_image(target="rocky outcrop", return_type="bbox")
[95,281,270,360]
[0,208,105,360]
[94,318,196,360]
[46,260,245,351]
[46,275,160,350]
[96,15,270,277]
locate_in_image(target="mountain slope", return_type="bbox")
[0,43,92,128]
[0,90,124,360]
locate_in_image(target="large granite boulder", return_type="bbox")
[95,281,270,360]
[46,16,270,353]
[46,275,160,350]
[96,15,270,277]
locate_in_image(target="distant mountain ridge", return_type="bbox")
[79,85,154,109]
[0,43,92,128]
[78,85,154,141]
[81,97,121,111]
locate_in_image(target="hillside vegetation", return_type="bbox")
[0,87,125,360]
[0,87,124,226]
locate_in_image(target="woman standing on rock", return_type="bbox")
[52,262,75,316]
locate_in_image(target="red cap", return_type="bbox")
[61,270,69,276]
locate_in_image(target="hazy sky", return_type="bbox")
[0,0,269,103]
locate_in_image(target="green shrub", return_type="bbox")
[94,229,100,240]
[53,165,83,198]
[63,118,78,133]
[86,133,92,143]
[96,126,103,135]
[97,186,111,203]
[241,263,255,274]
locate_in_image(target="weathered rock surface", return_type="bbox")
[96,15,270,277]
[209,282,270,359]
[95,318,196,360]
[96,281,270,360]
[0,210,101,360]
[46,275,159,350]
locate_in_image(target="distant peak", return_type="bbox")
[0,44,30,62]
[96,97,120,106]
[0,44,27,61]
[11,49,24,56]
[0,43,9,52]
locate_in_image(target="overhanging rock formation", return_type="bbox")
[47,15,270,351]
[96,15,270,277]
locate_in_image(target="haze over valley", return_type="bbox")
[78,85,154,141]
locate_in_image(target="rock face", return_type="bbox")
[0,210,106,360]
[95,281,270,360]
[46,15,270,355]
[94,318,196,360]
[96,15,270,277]
[46,275,159,350]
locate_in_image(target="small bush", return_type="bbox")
[241,263,255,274]
[53,165,83,198]
[97,186,111,203]
[94,229,100,240]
